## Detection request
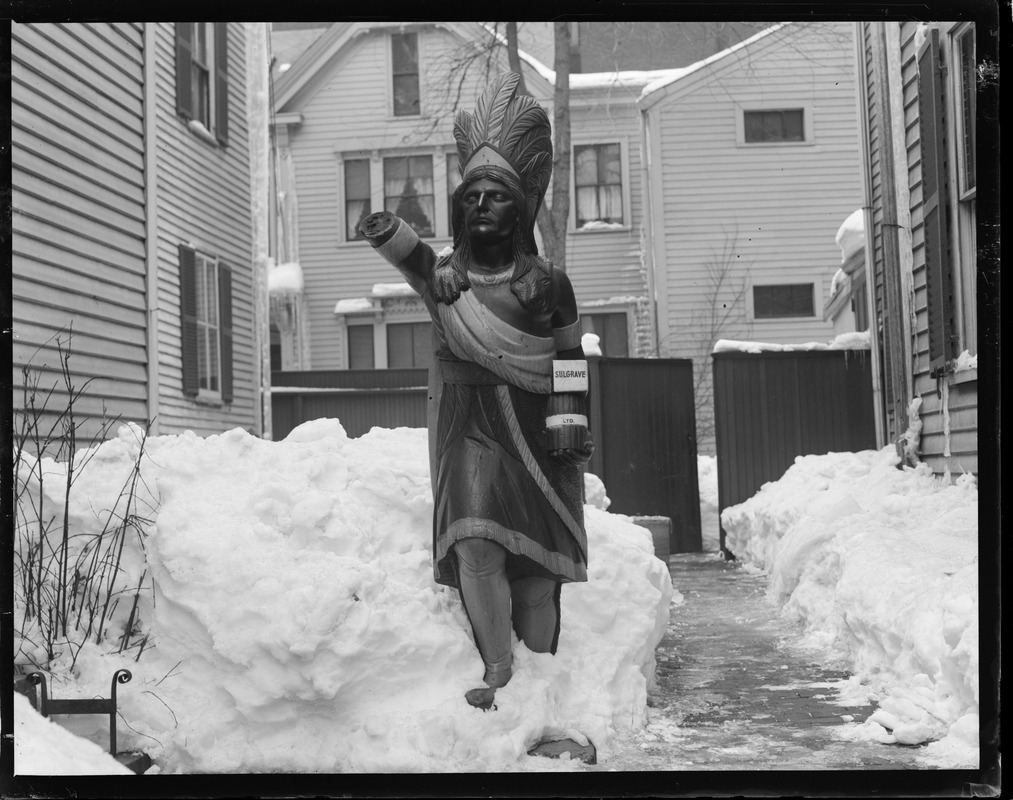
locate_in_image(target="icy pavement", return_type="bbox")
[588,553,934,772]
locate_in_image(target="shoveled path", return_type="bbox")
[587,552,934,773]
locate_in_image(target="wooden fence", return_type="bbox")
[271,369,428,438]
[712,349,877,557]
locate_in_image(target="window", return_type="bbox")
[580,312,629,357]
[574,144,623,227]
[851,278,869,332]
[179,245,233,402]
[752,284,815,319]
[391,33,420,117]
[387,322,433,368]
[955,27,976,198]
[175,23,229,145]
[743,109,805,143]
[347,325,375,369]
[384,156,434,237]
[344,159,371,241]
[270,324,282,373]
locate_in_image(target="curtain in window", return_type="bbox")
[384,156,434,236]
[345,159,371,240]
[575,144,622,225]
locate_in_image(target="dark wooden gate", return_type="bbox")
[712,349,877,557]
[587,357,701,553]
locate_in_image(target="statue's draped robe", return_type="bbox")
[420,287,588,587]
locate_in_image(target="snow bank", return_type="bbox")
[696,456,720,552]
[14,421,672,774]
[721,447,978,766]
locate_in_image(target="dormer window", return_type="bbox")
[392,33,420,117]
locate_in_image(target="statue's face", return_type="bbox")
[461,178,517,245]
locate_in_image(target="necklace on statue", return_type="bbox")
[467,264,514,287]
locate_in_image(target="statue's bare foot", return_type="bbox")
[465,687,497,710]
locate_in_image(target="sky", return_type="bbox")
[9,390,983,778]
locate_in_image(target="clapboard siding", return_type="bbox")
[645,22,863,453]
[899,21,978,476]
[856,20,979,478]
[568,93,650,308]
[281,23,661,369]
[13,23,144,115]
[151,22,258,435]
[282,26,517,370]
[10,21,148,444]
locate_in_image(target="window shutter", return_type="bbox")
[918,28,956,371]
[214,23,229,146]
[178,244,200,396]
[175,23,194,120]
[218,263,234,403]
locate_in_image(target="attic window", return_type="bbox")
[752,283,815,319]
[743,109,804,143]
[391,33,420,117]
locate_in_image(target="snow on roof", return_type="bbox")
[333,283,417,314]
[639,22,790,100]
[268,261,304,294]
[334,298,375,314]
[478,24,685,94]
[835,209,866,263]
[371,282,416,297]
[713,331,871,354]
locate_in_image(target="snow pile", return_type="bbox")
[835,209,865,263]
[721,447,978,766]
[584,472,611,511]
[14,421,672,774]
[696,455,720,552]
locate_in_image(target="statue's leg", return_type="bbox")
[455,537,512,709]
[510,577,561,654]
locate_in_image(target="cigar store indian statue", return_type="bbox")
[359,73,595,741]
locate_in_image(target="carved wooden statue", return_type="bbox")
[360,73,593,737]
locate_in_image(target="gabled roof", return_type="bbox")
[273,21,554,113]
[637,22,791,109]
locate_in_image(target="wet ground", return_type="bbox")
[588,553,934,774]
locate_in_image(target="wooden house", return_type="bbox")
[268,21,669,374]
[854,20,986,477]
[10,22,271,442]
[637,21,865,452]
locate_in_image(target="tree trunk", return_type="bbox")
[506,23,526,93]
[537,22,571,271]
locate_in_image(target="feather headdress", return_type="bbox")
[453,72,553,228]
